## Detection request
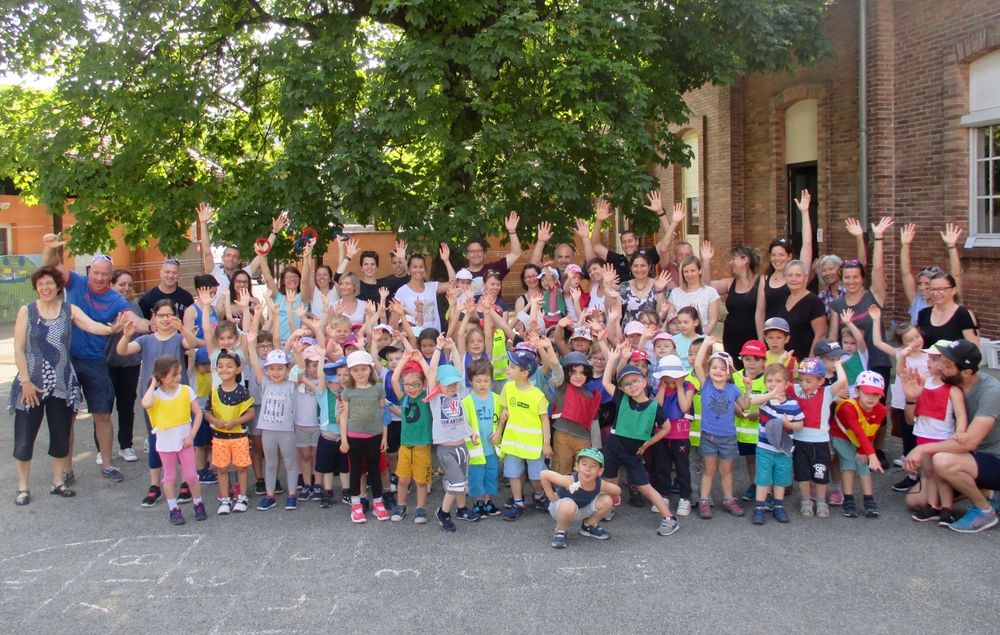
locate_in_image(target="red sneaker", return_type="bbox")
[350,503,367,524]
[372,500,390,521]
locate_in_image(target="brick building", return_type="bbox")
[654,0,1000,337]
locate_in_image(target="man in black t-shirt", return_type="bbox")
[464,211,523,298]
[589,194,685,284]
[138,258,195,319]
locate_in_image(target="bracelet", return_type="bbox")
[343,256,351,261]
[905,400,917,405]
[947,246,957,250]
[874,237,883,241]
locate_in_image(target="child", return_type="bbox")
[141,356,206,525]
[464,358,504,518]
[749,364,805,525]
[316,358,351,508]
[540,448,621,548]
[831,371,887,518]
[495,349,552,520]
[340,351,390,522]
[734,339,767,502]
[673,307,703,370]
[426,359,480,532]
[292,344,324,501]
[652,332,677,360]
[599,343,679,536]
[246,331,278,496]
[389,354,434,523]
[550,352,603,475]
[652,354,695,516]
[791,357,846,520]
[245,340,300,512]
[692,337,752,519]
[203,350,255,514]
[685,338,705,456]
[762,317,797,372]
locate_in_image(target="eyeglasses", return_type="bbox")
[163,258,180,266]
[404,382,424,389]
[155,312,174,318]
[621,379,645,389]
[928,286,954,293]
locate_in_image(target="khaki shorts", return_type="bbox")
[396,445,433,485]
[212,436,251,469]
[295,425,320,449]
[551,430,591,475]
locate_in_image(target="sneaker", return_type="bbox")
[949,506,998,533]
[937,508,956,526]
[284,496,298,510]
[414,508,428,524]
[842,498,858,518]
[119,448,138,462]
[482,500,501,517]
[721,498,744,517]
[177,483,193,504]
[193,501,207,521]
[320,492,333,508]
[141,486,161,507]
[390,505,407,522]
[532,495,549,512]
[217,498,232,515]
[772,504,789,523]
[657,516,679,536]
[751,506,766,525]
[436,507,456,532]
[863,498,879,518]
[101,467,124,482]
[800,499,814,517]
[677,498,692,517]
[274,479,284,494]
[815,501,830,518]
[579,523,611,540]
[892,475,919,492]
[198,469,218,484]
[257,496,277,511]
[472,501,485,518]
[697,499,713,519]
[503,504,525,521]
[350,502,367,523]
[551,530,568,549]
[741,484,756,502]
[764,494,774,511]
[96,452,103,465]
[169,508,185,525]
[602,508,615,522]
[254,479,266,496]
[893,455,905,467]
[373,500,390,521]
[309,485,324,502]
[628,489,643,508]
[62,471,76,485]
[341,493,351,505]
[456,506,481,522]
[992,491,1000,515]
[827,488,844,506]
[232,496,249,513]
[911,506,941,522]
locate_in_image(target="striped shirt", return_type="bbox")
[757,397,804,453]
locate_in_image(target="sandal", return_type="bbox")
[15,490,30,506]
[50,484,76,498]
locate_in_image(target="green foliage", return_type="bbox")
[0,0,829,256]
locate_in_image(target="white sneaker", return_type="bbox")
[650,504,659,513]
[232,496,249,513]
[119,448,138,462]
[95,452,103,465]
[677,498,692,517]
[143,438,149,454]
[893,455,905,468]
[217,498,232,515]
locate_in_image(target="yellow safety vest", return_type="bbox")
[734,370,766,445]
[462,392,503,465]
[834,400,882,448]
[686,372,703,447]
[499,382,548,459]
[491,330,508,381]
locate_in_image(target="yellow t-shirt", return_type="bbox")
[148,385,196,432]
[194,368,213,399]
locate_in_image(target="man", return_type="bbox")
[42,234,147,482]
[377,239,411,298]
[589,192,686,284]
[529,221,581,277]
[137,258,194,319]
[903,340,1000,533]
[196,202,283,295]
[464,211,523,297]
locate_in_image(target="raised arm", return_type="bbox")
[529,222,552,267]
[869,216,893,305]
[795,189,813,274]
[573,218,596,263]
[754,274,768,341]
[41,234,70,285]
[838,308,865,353]
[602,341,625,395]
[899,223,918,304]
[700,240,732,296]
[300,238,316,303]
[651,195,685,263]
[196,287,217,354]
[941,223,964,298]
[502,211,523,269]
[844,217,868,269]
[247,212,288,278]
[243,327,265,384]
[590,199,612,261]
[197,202,216,273]
[865,305,896,358]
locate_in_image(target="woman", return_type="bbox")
[333,272,367,326]
[814,254,846,316]
[668,255,720,337]
[255,244,306,342]
[585,258,607,313]
[701,241,760,364]
[618,253,669,325]
[755,189,813,339]
[780,260,827,358]
[917,273,979,346]
[356,250,382,304]
[105,269,142,463]
[900,222,964,323]
[393,246,455,332]
[225,269,261,330]
[514,263,543,314]
[11,266,124,505]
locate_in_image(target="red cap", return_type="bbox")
[400,361,423,375]
[630,350,649,362]
[740,340,767,358]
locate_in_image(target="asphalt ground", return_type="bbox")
[1,375,998,634]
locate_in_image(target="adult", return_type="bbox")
[137,258,194,319]
[224,269,262,330]
[900,222,963,323]
[814,254,846,317]
[584,258,608,313]
[916,273,979,346]
[377,240,411,298]
[464,211,523,298]
[778,260,827,358]
[356,250,383,304]
[903,340,1000,532]
[590,193,683,284]
[105,269,143,463]
[701,241,760,364]
[333,272,367,326]
[529,221,580,277]
[667,256,720,337]
[514,263,543,315]
[394,248,456,332]
[13,263,127,501]
[755,189,813,339]
[617,254,670,325]
[255,241,307,342]
[196,201,280,299]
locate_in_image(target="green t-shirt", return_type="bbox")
[400,391,433,447]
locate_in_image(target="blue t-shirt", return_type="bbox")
[698,380,742,436]
[471,394,497,456]
[65,271,130,359]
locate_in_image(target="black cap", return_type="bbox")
[938,339,981,371]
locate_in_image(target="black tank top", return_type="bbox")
[763,275,790,320]
[556,471,602,507]
[724,276,760,360]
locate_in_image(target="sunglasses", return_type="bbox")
[92,254,114,265]
[163,258,181,266]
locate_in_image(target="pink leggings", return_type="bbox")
[158,447,198,486]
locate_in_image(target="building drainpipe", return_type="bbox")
[859,0,868,229]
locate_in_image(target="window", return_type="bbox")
[973,125,1000,236]
[963,50,1000,246]
[681,131,699,235]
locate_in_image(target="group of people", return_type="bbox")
[10,191,1000,546]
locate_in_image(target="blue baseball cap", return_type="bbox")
[323,357,347,378]
[508,350,539,375]
[617,364,644,384]
[436,364,463,386]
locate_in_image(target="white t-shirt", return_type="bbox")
[890,350,929,409]
[394,281,442,331]
[309,287,340,319]
[668,285,720,328]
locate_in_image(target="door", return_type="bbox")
[787,162,818,262]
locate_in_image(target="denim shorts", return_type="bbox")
[72,357,115,414]
[831,436,870,476]
[755,447,793,487]
[699,433,738,460]
[502,454,547,480]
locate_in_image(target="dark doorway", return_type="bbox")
[787,162,818,262]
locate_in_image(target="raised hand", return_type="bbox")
[899,366,925,402]
[866,305,880,323]
[653,270,673,292]
[379,287,390,302]
[271,211,289,234]
[700,239,715,261]
[439,242,451,262]
[574,218,591,239]
[42,233,66,249]
[940,223,963,247]
[643,190,663,215]
[196,201,214,224]
[871,216,894,238]
[794,189,811,214]
[197,286,213,307]
[840,307,855,324]
[345,238,360,260]
[671,202,685,225]
[505,211,520,234]
[235,288,251,308]
[536,222,553,244]
[392,240,408,261]
[593,199,611,224]
[900,223,916,246]
[844,217,864,237]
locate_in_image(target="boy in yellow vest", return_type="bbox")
[464,359,504,517]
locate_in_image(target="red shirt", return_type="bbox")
[832,400,886,456]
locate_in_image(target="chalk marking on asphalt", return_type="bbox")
[186,574,231,587]
[374,568,421,578]
[104,578,153,584]
[27,538,121,620]
[20,566,53,573]
[265,593,308,611]
[328,602,339,616]
[4,579,33,585]
[558,565,607,572]
[155,534,203,585]
[208,538,281,635]
[75,602,109,614]
[0,538,113,565]
[109,553,164,567]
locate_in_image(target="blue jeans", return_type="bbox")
[468,453,499,498]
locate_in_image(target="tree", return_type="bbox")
[1,0,829,257]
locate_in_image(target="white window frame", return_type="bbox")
[966,123,1000,248]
